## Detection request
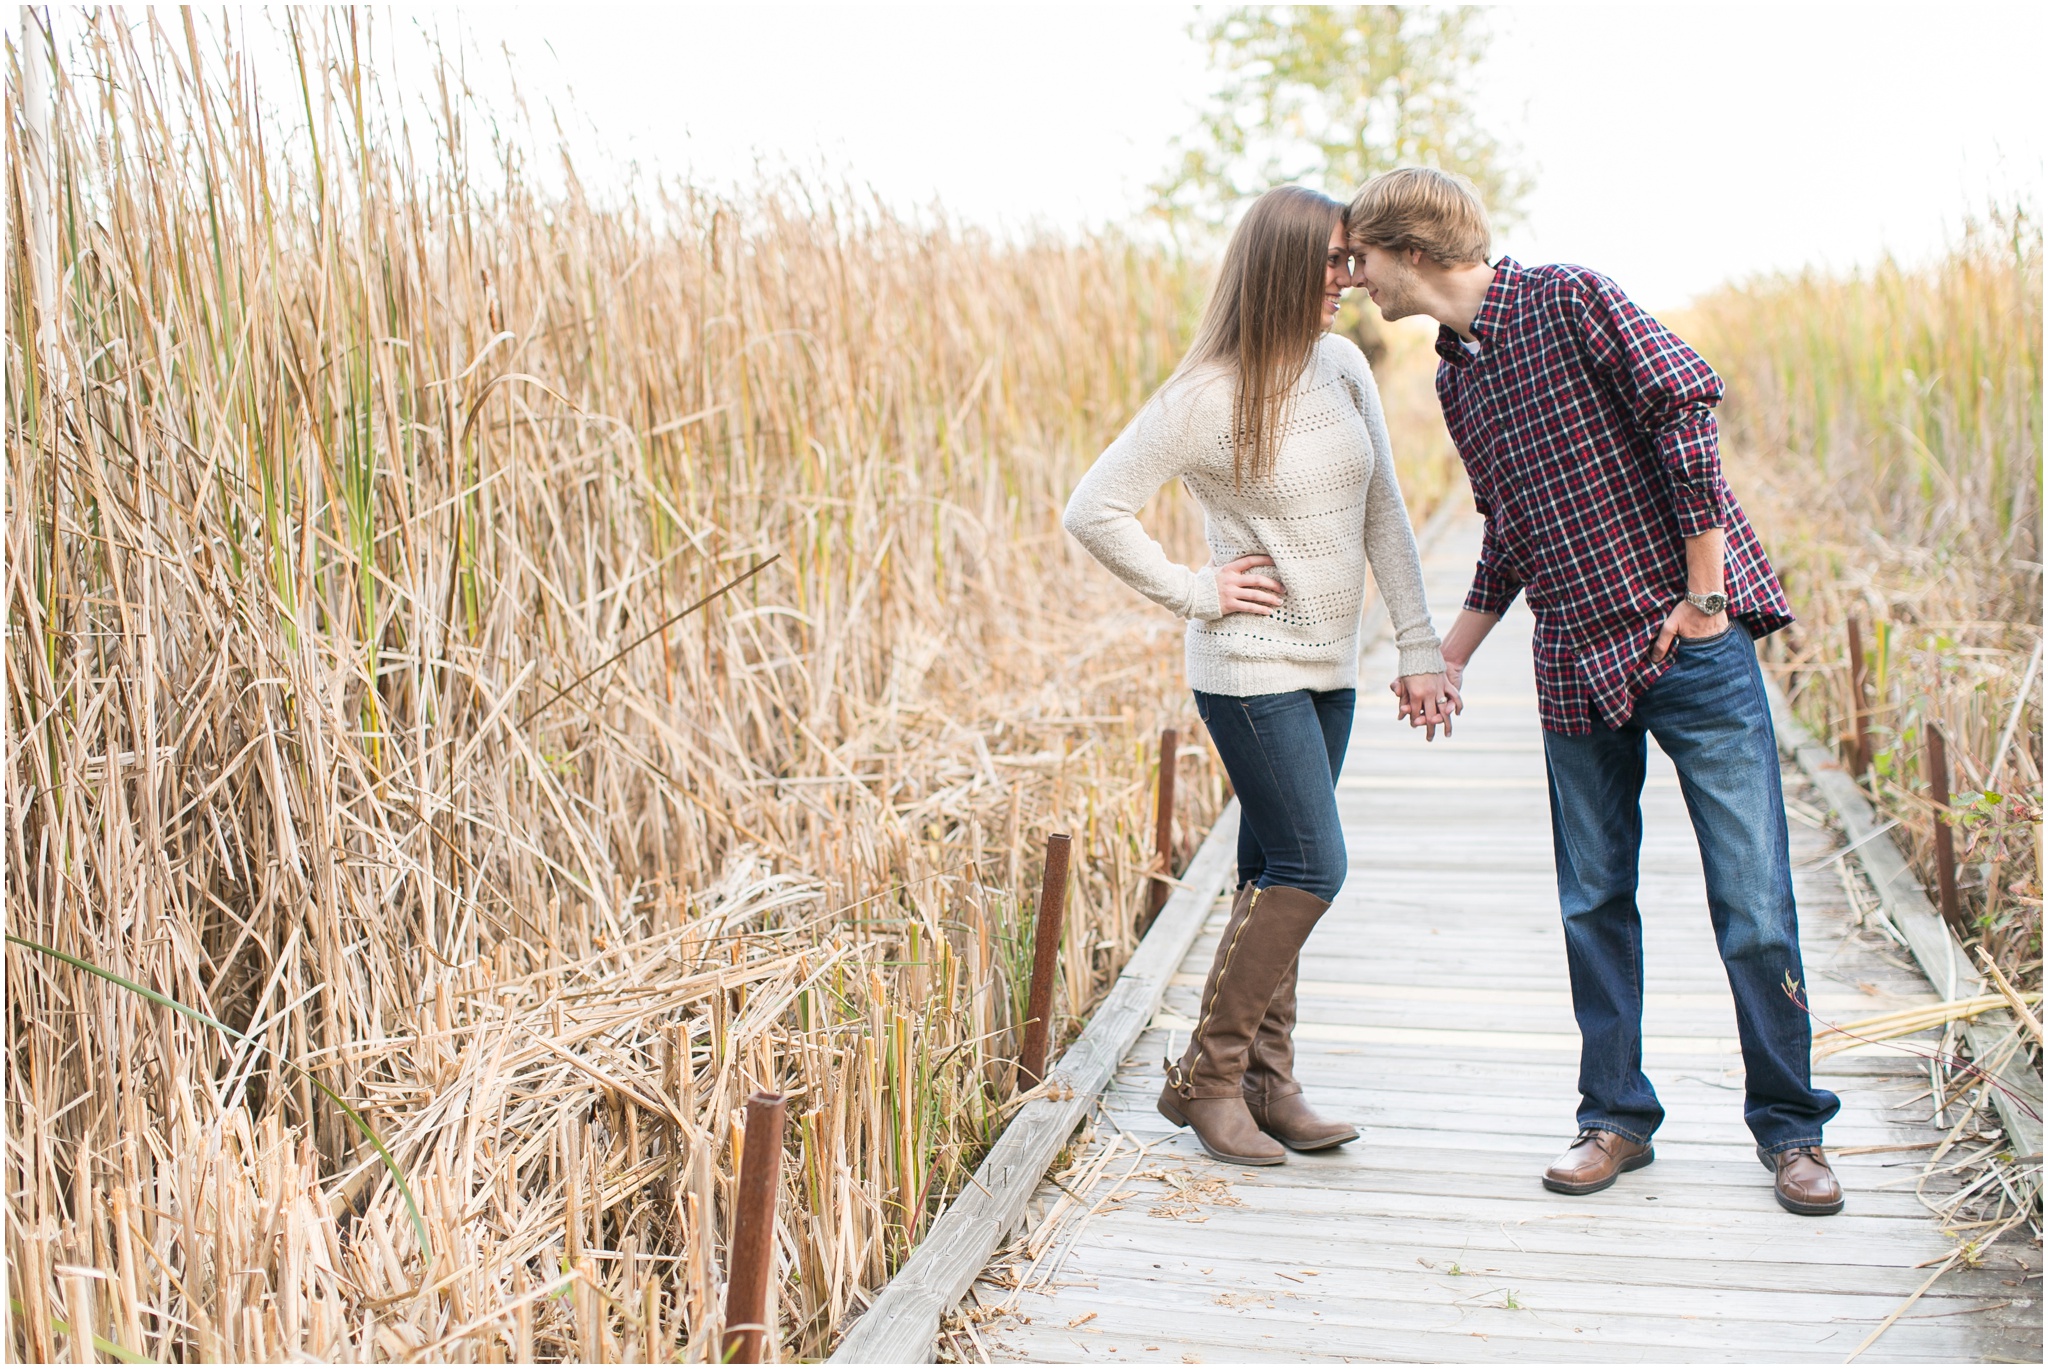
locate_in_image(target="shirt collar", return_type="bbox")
[1434,256,1521,366]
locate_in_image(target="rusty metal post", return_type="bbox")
[721,1091,788,1364]
[1149,728,1180,922]
[1925,723,1965,938]
[1018,833,1072,1088]
[1846,614,1872,777]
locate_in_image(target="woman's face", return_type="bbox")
[1323,222,1354,326]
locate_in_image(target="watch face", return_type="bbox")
[1694,593,1728,613]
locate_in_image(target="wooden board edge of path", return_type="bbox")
[1764,674,2044,1168]
[826,800,1240,1365]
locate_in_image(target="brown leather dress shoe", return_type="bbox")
[1541,1127,1654,1194]
[1760,1145,1845,1215]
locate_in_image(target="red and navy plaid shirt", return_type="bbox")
[1437,257,1792,735]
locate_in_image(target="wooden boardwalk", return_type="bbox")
[960,515,2040,1363]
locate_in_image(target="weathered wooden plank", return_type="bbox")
[1009,1151,1945,1216]
[1107,1069,1929,1118]
[1016,1202,1948,1270]
[825,804,1241,1363]
[1295,1020,1732,1053]
[1104,1067,1927,1119]
[987,1286,1986,1363]
[1107,1051,1926,1099]
[1083,1175,1943,1229]
[1164,975,1937,1010]
[991,1329,1973,1367]
[1150,1015,1938,1060]
[995,1259,2000,1346]
[997,1230,2023,1303]
[989,1329,1963,1367]
[1157,964,1834,993]
[1103,1081,1928,1131]
[1343,773,1684,791]
[1765,677,2044,1164]
[989,1279,1984,1359]
[1151,1007,1926,1044]
[1093,1111,1926,1157]
[1030,1182,1956,1249]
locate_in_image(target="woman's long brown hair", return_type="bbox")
[1171,185,1346,485]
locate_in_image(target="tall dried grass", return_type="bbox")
[2,11,1257,1361]
[1686,210,2043,991]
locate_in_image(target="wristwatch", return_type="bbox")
[1685,590,1729,615]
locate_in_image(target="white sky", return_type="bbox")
[19,5,2044,308]
[436,2,2048,307]
[437,2,2043,307]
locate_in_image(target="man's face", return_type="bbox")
[1351,243,1425,322]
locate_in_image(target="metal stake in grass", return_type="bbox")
[1924,723,1965,937]
[1019,833,1073,1088]
[1846,614,1873,777]
[722,1091,789,1364]
[1149,728,1180,925]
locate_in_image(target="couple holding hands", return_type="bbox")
[1062,169,1845,1217]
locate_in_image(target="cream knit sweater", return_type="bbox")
[1063,334,1444,696]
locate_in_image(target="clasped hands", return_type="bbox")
[1215,554,1464,742]
[1390,665,1461,741]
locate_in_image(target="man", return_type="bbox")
[1346,167,1844,1216]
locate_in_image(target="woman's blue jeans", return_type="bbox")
[1540,625,1841,1153]
[1193,688,1355,902]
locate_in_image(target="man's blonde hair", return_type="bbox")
[1347,167,1492,267]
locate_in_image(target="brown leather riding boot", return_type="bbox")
[1157,884,1329,1165]
[1243,952,1359,1150]
[1760,1145,1845,1215]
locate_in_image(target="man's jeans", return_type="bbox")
[1193,689,1354,901]
[1541,626,1841,1153]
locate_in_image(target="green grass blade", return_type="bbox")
[10,1298,158,1364]
[5,934,432,1260]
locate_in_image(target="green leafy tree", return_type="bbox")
[1158,6,1528,263]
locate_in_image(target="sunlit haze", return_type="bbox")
[433,4,2047,308]
[22,4,2048,307]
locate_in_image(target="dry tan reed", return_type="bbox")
[1684,212,2043,997]
[1,10,1261,1360]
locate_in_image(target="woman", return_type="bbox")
[1062,185,1455,1165]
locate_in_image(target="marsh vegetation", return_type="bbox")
[5,10,2037,1364]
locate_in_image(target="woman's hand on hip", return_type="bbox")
[1388,671,1461,741]
[1215,554,1284,616]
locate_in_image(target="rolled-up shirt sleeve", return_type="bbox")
[1464,515,1523,616]
[1570,273,1730,536]
[1656,412,1729,537]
